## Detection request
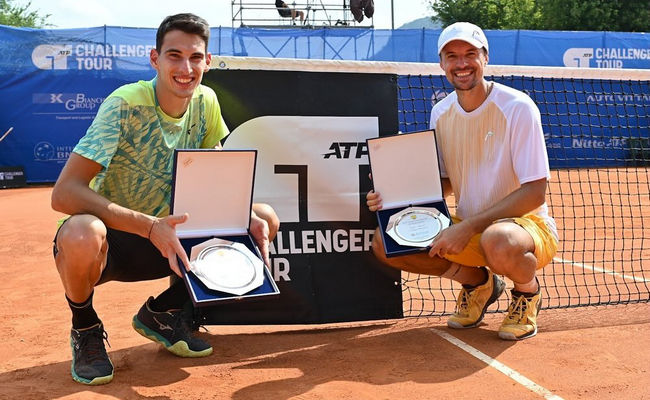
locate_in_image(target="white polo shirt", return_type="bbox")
[430,82,556,236]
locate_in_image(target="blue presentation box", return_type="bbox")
[367,130,452,258]
[170,149,280,307]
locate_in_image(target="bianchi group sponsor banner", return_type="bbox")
[0,71,148,182]
[201,69,403,324]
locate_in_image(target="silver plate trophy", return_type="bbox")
[189,238,264,295]
[386,206,450,247]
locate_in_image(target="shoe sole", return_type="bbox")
[448,275,506,329]
[69,341,114,385]
[132,316,213,358]
[71,370,114,385]
[498,326,538,341]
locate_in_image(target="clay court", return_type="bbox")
[1,185,649,400]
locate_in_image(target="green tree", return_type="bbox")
[0,0,50,28]
[536,0,649,32]
[428,0,541,30]
[428,0,650,32]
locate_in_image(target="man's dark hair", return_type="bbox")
[156,13,210,52]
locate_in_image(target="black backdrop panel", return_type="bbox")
[198,69,402,324]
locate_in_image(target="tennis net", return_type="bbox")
[214,56,650,316]
[397,66,649,315]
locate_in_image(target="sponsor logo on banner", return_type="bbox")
[31,43,154,71]
[543,132,561,149]
[33,141,73,162]
[571,137,628,150]
[585,93,650,103]
[32,93,106,120]
[431,90,449,106]
[323,142,368,159]
[563,47,650,68]
[223,116,379,281]
[31,45,72,70]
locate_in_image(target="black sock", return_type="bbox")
[512,287,540,298]
[513,278,541,298]
[67,291,101,330]
[462,267,489,289]
[150,280,189,312]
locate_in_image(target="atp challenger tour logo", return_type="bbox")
[323,142,368,159]
[226,116,377,223]
[224,116,379,282]
[31,45,71,70]
[32,43,154,70]
[563,47,650,68]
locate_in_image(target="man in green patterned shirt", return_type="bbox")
[51,13,279,385]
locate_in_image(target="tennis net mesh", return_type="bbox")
[399,66,650,315]
[214,57,650,316]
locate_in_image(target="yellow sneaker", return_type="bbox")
[447,269,506,329]
[498,290,542,340]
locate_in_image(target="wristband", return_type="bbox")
[148,219,156,239]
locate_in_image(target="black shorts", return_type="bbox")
[53,220,172,285]
[277,7,292,18]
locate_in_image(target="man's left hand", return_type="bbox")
[428,220,475,258]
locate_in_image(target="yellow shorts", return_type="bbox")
[443,214,558,269]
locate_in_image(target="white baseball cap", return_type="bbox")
[437,22,489,55]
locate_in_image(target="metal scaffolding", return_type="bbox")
[231,0,374,28]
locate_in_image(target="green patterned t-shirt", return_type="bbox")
[73,78,229,217]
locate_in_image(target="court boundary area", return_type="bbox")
[1,186,649,399]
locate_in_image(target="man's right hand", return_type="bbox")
[148,213,191,277]
[366,190,383,212]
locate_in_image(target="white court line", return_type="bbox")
[431,329,564,400]
[554,257,650,283]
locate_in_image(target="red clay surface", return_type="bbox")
[402,167,650,316]
[1,186,649,400]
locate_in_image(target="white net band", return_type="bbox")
[212,55,650,80]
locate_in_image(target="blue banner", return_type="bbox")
[1,25,649,182]
[0,26,155,182]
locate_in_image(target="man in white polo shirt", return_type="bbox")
[367,22,558,340]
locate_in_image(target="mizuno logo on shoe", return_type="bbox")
[153,317,173,331]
